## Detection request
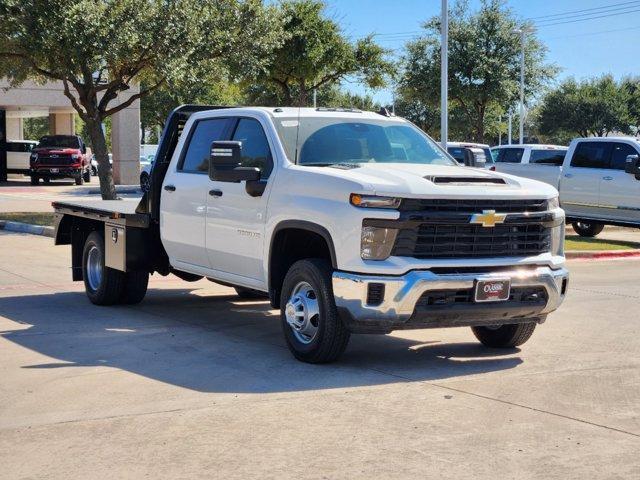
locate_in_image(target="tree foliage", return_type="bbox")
[538,76,632,138]
[249,0,394,106]
[0,0,281,198]
[398,0,556,142]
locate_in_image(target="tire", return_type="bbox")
[472,322,537,348]
[235,286,268,299]
[75,175,84,186]
[91,166,98,176]
[43,177,50,184]
[83,169,91,183]
[280,259,350,363]
[140,172,150,192]
[120,270,149,305]
[82,231,125,305]
[30,175,39,185]
[571,221,604,238]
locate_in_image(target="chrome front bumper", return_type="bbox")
[332,266,569,333]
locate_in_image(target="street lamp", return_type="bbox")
[512,26,534,145]
[441,0,448,149]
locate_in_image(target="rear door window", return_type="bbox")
[570,142,612,169]
[609,142,639,170]
[180,118,232,173]
[529,149,567,166]
[494,148,524,163]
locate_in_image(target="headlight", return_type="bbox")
[361,226,398,260]
[547,196,560,210]
[551,223,565,257]
[350,194,401,209]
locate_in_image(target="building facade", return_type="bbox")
[0,79,140,184]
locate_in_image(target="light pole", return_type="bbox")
[512,26,534,145]
[440,0,448,149]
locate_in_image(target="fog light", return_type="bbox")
[361,226,397,260]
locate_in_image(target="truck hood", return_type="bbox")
[316,163,558,199]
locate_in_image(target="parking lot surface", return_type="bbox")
[0,231,638,479]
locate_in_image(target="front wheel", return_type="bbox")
[571,221,604,238]
[280,259,350,363]
[75,174,84,186]
[83,169,91,183]
[472,323,537,348]
[30,175,39,185]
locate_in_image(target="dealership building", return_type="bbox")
[0,79,140,184]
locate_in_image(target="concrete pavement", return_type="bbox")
[0,231,638,479]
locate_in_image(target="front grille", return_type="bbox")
[392,223,550,258]
[416,286,548,309]
[37,155,73,166]
[399,198,548,213]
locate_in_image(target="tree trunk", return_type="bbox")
[85,117,118,200]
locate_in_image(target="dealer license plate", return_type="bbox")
[474,279,511,303]
[49,168,59,173]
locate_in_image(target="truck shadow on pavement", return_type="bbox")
[0,287,523,393]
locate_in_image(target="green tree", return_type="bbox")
[399,0,556,142]
[250,0,394,107]
[622,77,640,135]
[0,0,280,198]
[538,76,631,138]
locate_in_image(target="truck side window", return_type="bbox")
[570,142,612,169]
[180,118,230,173]
[609,143,638,170]
[529,149,567,166]
[495,148,524,163]
[231,118,273,179]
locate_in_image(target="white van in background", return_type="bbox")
[6,140,38,174]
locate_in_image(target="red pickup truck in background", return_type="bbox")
[29,135,92,185]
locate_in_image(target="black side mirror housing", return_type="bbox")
[624,154,640,177]
[209,141,260,183]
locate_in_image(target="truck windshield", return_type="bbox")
[38,135,80,149]
[275,117,456,167]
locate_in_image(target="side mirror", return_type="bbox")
[462,149,474,167]
[209,141,260,183]
[624,154,640,176]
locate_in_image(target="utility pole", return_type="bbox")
[498,115,502,146]
[513,26,534,144]
[508,111,512,145]
[313,89,317,108]
[440,0,448,148]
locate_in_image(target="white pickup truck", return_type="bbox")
[52,105,569,363]
[493,138,640,237]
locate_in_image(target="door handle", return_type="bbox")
[209,189,223,197]
[564,173,573,178]
[602,176,613,181]
[164,184,176,192]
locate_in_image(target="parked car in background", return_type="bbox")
[139,155,154,192]
[29,135,92,185]
[5,140,38,175]
[492,138,640,237]
[447,142,495,169]
[492,144,568,185]
[90,153,113,175]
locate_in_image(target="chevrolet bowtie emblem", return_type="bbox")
[470,210,507,228]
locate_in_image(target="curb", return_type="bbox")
[0,220,55,238]
[86,186,140,195]
[566,249,640,260]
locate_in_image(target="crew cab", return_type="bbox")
[5,140,38,174]
[492,138,640,237]
[30,135,92,185]
[52,106,569,363]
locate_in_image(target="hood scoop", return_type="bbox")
[425,175,506,186]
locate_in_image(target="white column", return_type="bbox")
[49,113,75,135]
[5,118,23,140]
[111,101,140,185]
